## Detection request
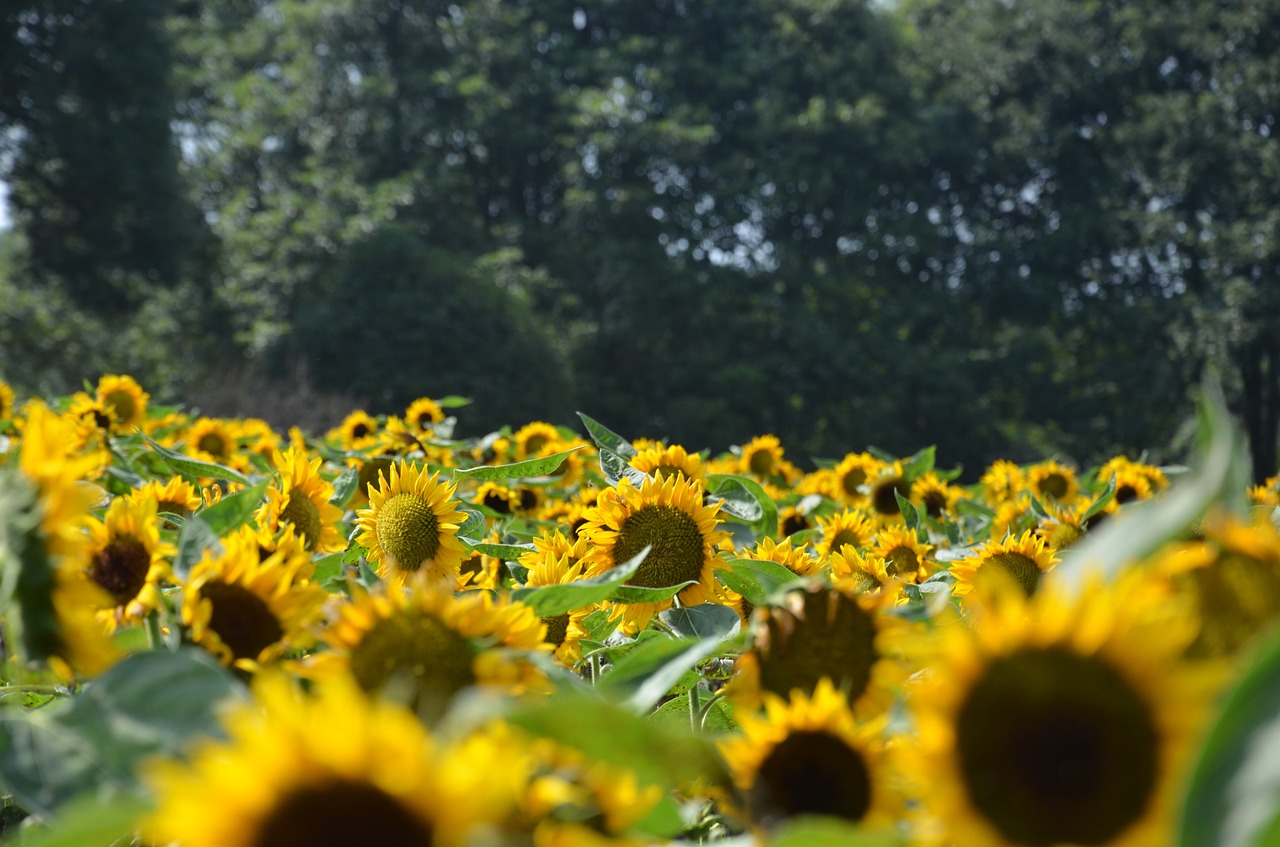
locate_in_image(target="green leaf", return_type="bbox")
[455,507,488,545]
[610,581,698,605]
[194,479,267,536]
[576,412,638,458]
[512,546,651,616]
[328,466,359,509]
[138,432,249,485]
[436,395,472,408]
[0,650,245,817]
[895,490,923,535]
[1081,473,1118,523]
[8,792,149,847]
[707,474,779,540]
[1178,624,1280,847]
[450,447,583,481]
[659,603,742,641]
[902,445,937,481]
[599,448,650,488]
[650,693,736,733]
[718,558,807,606]
[172,515,221,581]
[599,634,734,713]
[466,541,535,560]
[768,816,907,847]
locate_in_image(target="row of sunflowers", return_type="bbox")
[1,373,1279,847]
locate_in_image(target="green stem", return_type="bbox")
[688,683,702,733]
[146,613,165,650]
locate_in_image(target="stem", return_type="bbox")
[146,613,165,650]
[0,684,66,696]
[688,683,702,733]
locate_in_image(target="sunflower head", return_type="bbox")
[629,442,707,487]
[94,374,149,431]
[871,524,933,583]
[403,396,446,433]
[255,445,346,553]
[867,463,911,520]
[739,435,794,482]
[1027,459,1079,503]
[980,459,1026,504]
[84,494,172,626]
[471,480,521,515]
[831,451,884,503]
[356,460,468,585]
[950,529,1058,601]
[740,535,822,578]
[513,421,561,459]
[912,470,963,519]
[331,409,379,447]
[815,509,876,560]
[0,377,14,420]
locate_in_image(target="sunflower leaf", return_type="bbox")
[455,507,488,545]
[328,466,359,508]
[706,474,778,540]
[769,817,907,846]
[610,581,698,605]
[719,558,806,606]
[659,604,741,641]
[895,490,923,535]
[1081,473,1118,523]
[466,541,536,559]
[450,447,583,481]
[902,445,936,481]
[511,545,651,616]
[599,447,649,487]
[195,479,268,536]
[2,791,150,847]
[137,433,250,486]
[172,515,222,581]
[576,412,638,458]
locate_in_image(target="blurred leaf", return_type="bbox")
[8,792,149,847]
[768,816,906,847]
[650,693,736,733]
[451,447,583,481]
[512,546,650,616]
[172,515,221,581]
[902,445,936,481]
[600,628,737,713]
[659,604,741,641]
[577,412,638,458]
[895,490,923,535]
[465,541,535,559]
[328,467,359,509]
[610,581,698,605]
[1179,624,1280,847]
[138,433,249,485]
[1081,473,1118,523]
[194,480,267,536]
[718,558,807,606]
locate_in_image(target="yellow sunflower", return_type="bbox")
[239,417,283,462]
[94,373,149,432]
[777,502,815,538]
[829,548,893,594]
[720,678,900,831]
[905,575,1215,847]
[815,509,876,560]
[911,470,964,519]
[950,529,1058,600]
[514,421,562,459]
[1034,497,1095,552]
[330,409,379,448]
[1248,475,1279,509]
[980,459,1026,505]
[179,534,327,671]
[128,477,203,527]
[739,535,822,578]
[521,545,596,667]
[867,462,912,520]
[871,524,933,583]
[739,434,793,482]
[629,442,707,487]
[356,460,469,585]
[309,577,549,722]
[830,451,885,504]
[184,416,242,468]
[579,474,730,632]
[84,494,172,628]
[405,396,446,432]
[471,480,521,515]
[1108,466,1155,506]
[0,377,14,420]
[1027,459,1079,503]
[255,445,346,554]
[144,674,496,847]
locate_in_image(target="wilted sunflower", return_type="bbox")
[255,445,346,553]
[815,509,876,560]
[356,460,468,585]
[629,442,707,487]
[145,675,483,847]
[871,525,933,583]
[720,678,899,831]
[310,577,548,722]
[950,530,1058,600]
[1027,459,1079,503]
[906,575,1214,847]
[94,373,149,432]
[84,494,172,628]
[579,473,730,632]
[180,533,326,671]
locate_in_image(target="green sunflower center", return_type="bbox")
[201,581,285,662]
[956,646,1159,847]
[542,613,571,648]
[248,779,433,847]
[358,457,395,500]
[90,537,150,604]
[349,612,476,723]
[843,566,883,595]
[1037,472,1069,499]
[376,493,441,573]
[751,730,872,825]
[1184,553,1280,658]
[748,449,775,477]
[884,546,920,580]
[103,389,137,424]
[279,489,323,551]
[871,476,909,516]
[197,432,230,459]
[523,433,551,455]
[613,504,706,589]
[758,590,879,703]
[983,551,1042,596]
[841,467,867,498]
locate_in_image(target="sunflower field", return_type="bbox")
[1,373,1280,847]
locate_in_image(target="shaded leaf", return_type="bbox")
[576,412,638,458]
[138,433,249,485]
[451,447,583,481]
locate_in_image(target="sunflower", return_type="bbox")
[627,442,705,488]
[514,421,561,459]
[520,544,596,666]
[1034,497,1094,552]
[867,462,912,520]
[356,460,469,585]
[456,543,504,592]
[720,678,899,831]
[66,391,114,438]
[180,533,327,671]
[950,530,1058,600]
[1108,466,1155,506]
[739,435,793,482]
[254,445,346,554]
[94,373,149,432]
[533,435,594,486]
[331,409,379,448]
[905,575,1215,847]
[144,674,497,847]
[405,396,446,432]
[84,494,172,628]
[1250,476,1280,509]
[727,582,902,719]
[310,577,548,722]
[185,416,241,467]
[472,480,521,515]
[777,503,814,538]
[0,377,14,420]
[871,524,933,583]
[980,459,1026,505]
[830,451,884,504]
[1099,455,1169,495]
[815,509,876,560]
[1027,459,1079,503]
[912,471,964,519]
[739,535,822,578]
[239,417,283,462]
[829,548,893,594]
[579,474,730,632]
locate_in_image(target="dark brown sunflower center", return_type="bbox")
[751,729,872,825]
[871,476,910,516]
[523,433,551,455]
[827,528,863,555]
[614,504,706,588]
[348,612,476,723]
[248,779,434,847]
[358,457,395,500]
[103,389,137,424]
[201,581,285,662]
[197,432,230,459]
[884,546,920,580]
[1037,472,1069,500]
[482,489,513,514]
[90,537,150,604]
[1184,553,1280,658]
[279,488,323,550]
[748,449,775,477]
[983,551,1042,596]
[376,493,441,573]
[518,488,539,511]
[780,512,810,536]
[350,422,371,440]
[88,408,112,431]
[542,613,571,648]
[955,646,1159,847]
[757,589,879,702]
[923,490,947,518]
[1114,483,1139,504]
[841,467,867,498]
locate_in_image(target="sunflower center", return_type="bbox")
[827,529,863,555]
[351,422,371,440]
[843,567,883,595]
[781,512,810,536]
[758,590,879,702]
[348,612,476,722]
[358,457,395,500]
[1045,521,1085,551]
[748,450,775,477]
[955,646,1159,846]
[103,389,137,424]
[197,432,230,459]
[377,493,441,573]
[89,537,150,604]
[613,504,706,588]
[752,730,872,825]
[87,408,112,431]
[279,488,323,551]
[1037,472,1069,500]
[482,489,513,514]
[923,490,947,518]
[523,433,551,455]
[841,468,867,498]
[983,551,1042,596]
[871,477,910,516]
[201,581,284,662]
[248,779,434,847]
[884,546,920,580]
[542,614,571,648]
[1184,553,1280,658]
